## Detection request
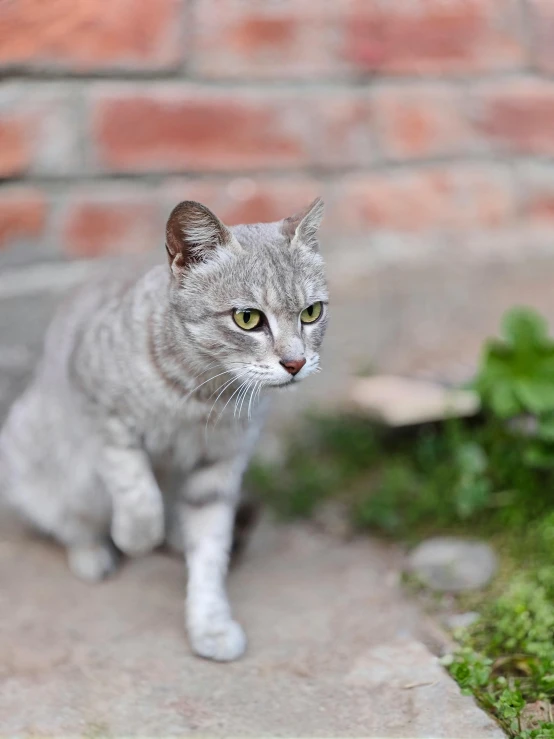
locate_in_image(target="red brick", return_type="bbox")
[474,80,554,155]
[345,0,524,75]
[0,85,80,176]
[0,0,182,71]
[92,87,311,173]
[335,170,458,233]
[0,187,46,250]
[451,166,517,228]
[164,177,322,226]
[312,95,373,168]
[333,165,515,233]
[373,85,469,161]
[62,188,164,258]
[528,1,554,73]
[0,116,31,178]
[518,164,554,225]
[192,2,346,78]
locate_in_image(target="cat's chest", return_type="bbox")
[141,397,250,468]
[141,400,205,458]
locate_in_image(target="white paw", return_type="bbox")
[188,619,247,662]
[68,543,118,582]
[111,505,165,556]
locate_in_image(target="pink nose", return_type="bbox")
[280,358,306,376]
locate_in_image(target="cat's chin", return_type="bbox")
[269,378,298,389]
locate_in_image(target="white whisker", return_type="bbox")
[232,379,251,420]
[216,378,250,428]
[235,379,252,419]
[185,368,239,400]
[207,369,245,400]
[189,359,247,384]
[205,370,248,430]
[247,381,259,419]
[238,379,254,420]
[208,376,236,401]
[255,380,264,408]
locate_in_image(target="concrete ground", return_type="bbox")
[0,515,502,737]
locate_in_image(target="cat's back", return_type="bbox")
[0,259,163,470]
[0,262,135,496]
[41,258,161,378]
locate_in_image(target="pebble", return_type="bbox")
[407,537,497,592]
[349,375,481,427]
[445,611,480,631]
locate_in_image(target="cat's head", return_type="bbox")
[165,199,328,391]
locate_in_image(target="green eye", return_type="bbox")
[300,302,323,324]
[233,308,262,330]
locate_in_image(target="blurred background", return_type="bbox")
[1,0,554,427]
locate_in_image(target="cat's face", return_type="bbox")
[166,200,328,391]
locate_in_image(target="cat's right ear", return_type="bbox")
[282,197,324,251]
[165,201,231,278]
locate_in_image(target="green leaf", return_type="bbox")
[455,478,491,519]
[456,442,488,476]
[489,384,521,418]
[538,414,554,442]
[502,307,550,349]
[516,380,554,415]
[524,443,554,469]
[474,307,554,420]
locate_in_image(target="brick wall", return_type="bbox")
[1,0,554,283]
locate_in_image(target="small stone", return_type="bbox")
[407,537,497,593]
[445,611,480,631]
[349,375,480,427]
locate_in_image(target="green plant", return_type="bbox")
[474,306,554,470]
[474,307,554,420]
[452,441,492,519]
[444,570,554,737]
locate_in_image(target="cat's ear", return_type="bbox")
[165,201,231,276]
[282,197,324,251]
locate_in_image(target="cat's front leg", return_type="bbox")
[179,459,246,661]
[101,444,165,556]
[182,498,245,661]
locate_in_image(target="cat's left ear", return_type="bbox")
[282,197,324,251]
[165,200,232,277]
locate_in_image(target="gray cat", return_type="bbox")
[0,198,328,661]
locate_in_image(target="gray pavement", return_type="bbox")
[0,516,503,737]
